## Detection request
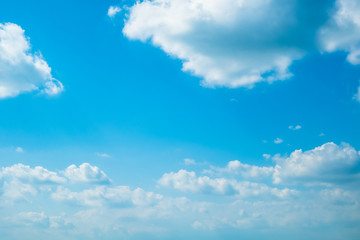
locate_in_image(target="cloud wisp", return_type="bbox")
[108,6,121,18]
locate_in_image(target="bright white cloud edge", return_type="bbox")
[0,22,63,98]
[123,0,360,90]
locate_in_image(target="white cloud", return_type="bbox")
[0,23,63,98]
[108,6,121,18]
[14,212,49,227]
[274,138,283,144]
[16,147,24,153]
[289,125,302,130]
[0,157,360,239]
[52,185,162,207]
[184,158,196,165]
[273,142,360,185]
[63,163,111,184]
[7,211,72,230]
[0,163,66,184]
[262,154,271,160]
[1,180,38,201]
[123,0,342,88]
[0,164,65,202]
[206,160,274,180]
[320,0,360,65]
[158,169,294,198]
[354,84,360,102]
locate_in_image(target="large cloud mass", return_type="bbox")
[320,0,360,64]
[273,142,360,185]
[123,0,360,88]
[0,23,63,98]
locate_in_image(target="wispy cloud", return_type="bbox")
[96,152,112,158]
[15,147,23,153]
[289,125,302,130]
[353,84,360,102]
[184,158,196,165]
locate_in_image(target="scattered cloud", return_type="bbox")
[0,23,63,98]
[108,6,121,18]
[0,152,360,239]
[184,158,196,165]
[15,146,23,153]
[262,154,271,160]
[289,125,302,130]
[63,163,111,184]
[274,138,283,144]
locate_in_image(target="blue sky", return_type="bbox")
[1,0,360,239]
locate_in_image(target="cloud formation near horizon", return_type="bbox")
[1,142,360,239]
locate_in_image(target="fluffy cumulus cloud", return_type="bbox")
[123,0,343,88]
[0,164,65,202]
[0,23,63,98]
[122,0,360,89]
[0,163,66,184]
[63,163,111,184]
[158,169,294,198]
[273,142,360,185]
[0,163,112,202]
